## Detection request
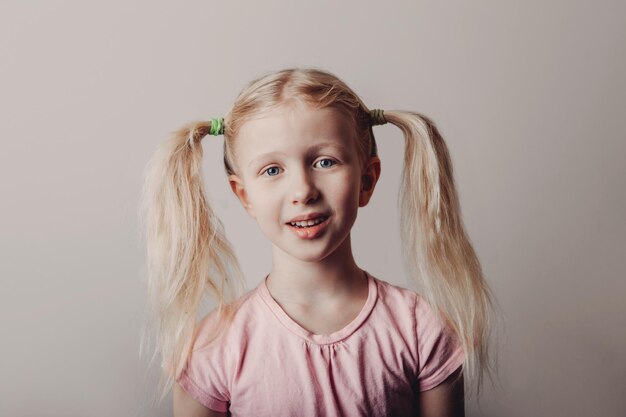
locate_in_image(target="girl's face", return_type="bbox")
[228,102,380,264]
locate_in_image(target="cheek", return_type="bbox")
[334,172,361,208]
[246,181,271,202]
[248,186,281,215]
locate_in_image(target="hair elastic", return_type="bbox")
[209,117,224,135]
[369,109,387,126]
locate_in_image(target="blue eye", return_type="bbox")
[263,166,281,177]
[315,158,336,168]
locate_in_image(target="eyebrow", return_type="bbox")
[248,142,350,168]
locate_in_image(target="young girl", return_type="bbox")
[140,68,494,417]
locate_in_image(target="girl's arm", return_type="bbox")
[418,367,465,417]
[173,382,228,417]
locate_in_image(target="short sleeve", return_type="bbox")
[415,295,465,391]
[176,312,231,412]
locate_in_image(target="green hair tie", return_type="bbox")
[369,109,387,126]
[209,117,224,135]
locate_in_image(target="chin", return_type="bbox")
[274,243,335,263]
[290,249,332,263]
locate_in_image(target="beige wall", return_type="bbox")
[1,1,624,416]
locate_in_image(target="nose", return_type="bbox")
[291,167,320,205]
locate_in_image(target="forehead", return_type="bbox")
[235,103,356,158]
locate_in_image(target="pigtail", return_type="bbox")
[138,121,245,401]
[383,110,495,397]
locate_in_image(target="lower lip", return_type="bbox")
[287,217,330,239]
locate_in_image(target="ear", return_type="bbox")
[228,174,256,219]
[359,156,381,207]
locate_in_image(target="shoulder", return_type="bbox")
[178,287,261,405]
[413,296,465,392]
[375,275,447,332]
[364,272,420,339]
[191,287,260,352]
[367,272,447,327]
[177,283,273,412]
[368,273,465,392]
[369,272,420,309]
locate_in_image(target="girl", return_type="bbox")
[140,68,495,417]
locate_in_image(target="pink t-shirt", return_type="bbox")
[178,270,465,417]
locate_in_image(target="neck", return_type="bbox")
[266,234,366,306]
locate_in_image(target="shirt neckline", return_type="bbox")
[258,269,378,345]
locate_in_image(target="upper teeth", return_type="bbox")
[290,217,327,227]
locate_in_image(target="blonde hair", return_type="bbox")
[139,67,496,402]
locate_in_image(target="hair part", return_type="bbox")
[222,68,377,177]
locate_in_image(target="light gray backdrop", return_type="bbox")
[1,1,624,416]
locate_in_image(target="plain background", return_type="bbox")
[1,1,624,416]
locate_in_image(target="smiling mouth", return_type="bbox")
[287,216,329,228]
